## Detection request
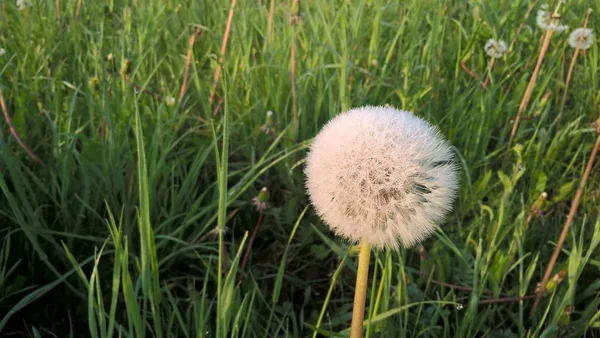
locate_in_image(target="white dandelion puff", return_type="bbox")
[568,28,594,50]
[484,39,508,58]
[305,106,459,250]
[0,48,5,56]
[16,0,31,10]
[536,5,568,32]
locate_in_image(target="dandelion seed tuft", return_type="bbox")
[305,106,459,249]
[201,225,228,242]
[484,39,507,58]
[16,0,31,10]
[536,5,568,32]
[568,28,594,50]
[0,48,5,56]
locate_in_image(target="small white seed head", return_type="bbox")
[568,28,594,50]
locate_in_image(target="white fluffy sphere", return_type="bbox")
[568,28,594,50]
[305,106,458,249]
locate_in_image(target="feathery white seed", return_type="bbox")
[484,39,507,58]
[536,6,568,32]
[568,28,594,50]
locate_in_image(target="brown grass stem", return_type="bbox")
[290,0,300,139]
[0,90,43,164]
[531,119,600,313]
[506,30,553,158]
[209,0,238,108]
[178,27,201,103]
[240,211,264,272]
[556,8,592,126]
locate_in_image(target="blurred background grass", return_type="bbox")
[1,0,600,336]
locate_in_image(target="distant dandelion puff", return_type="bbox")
[484,39,507,58]
[536,5,568,32]
[305,106,458,249]
[568,28,594,50]
[16,0,31,10]
[0,48,5,56]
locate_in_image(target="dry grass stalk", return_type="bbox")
[178,27,202,103]
[290,0,300,138]
[209,0,238,108]
[0,90,43,164]
[266,0,276,46]
[460,58,479,81]
[556,9,593,125]
[75,0,82,19]
[507,32,553,156]
[531,118,600,313]
[506,3,563,159]
[481,57,496,89]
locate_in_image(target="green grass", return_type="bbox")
[1,0,600,336]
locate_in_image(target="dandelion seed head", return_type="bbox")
[0,48,5,56]
[305,106,459,249]
[484,39,508,58]
[537,6,568,32]
[16,0,31,10]
[568,28,594,50]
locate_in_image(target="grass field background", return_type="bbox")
[1,0,600,337]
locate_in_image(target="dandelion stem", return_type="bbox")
[506,1,563,160]
[531,120,600,314]
[240,211,264,273]
[506,29,553,159]
[556,8,592,127]
[350,241,371,338]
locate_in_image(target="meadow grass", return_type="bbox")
[1,0,600,336]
